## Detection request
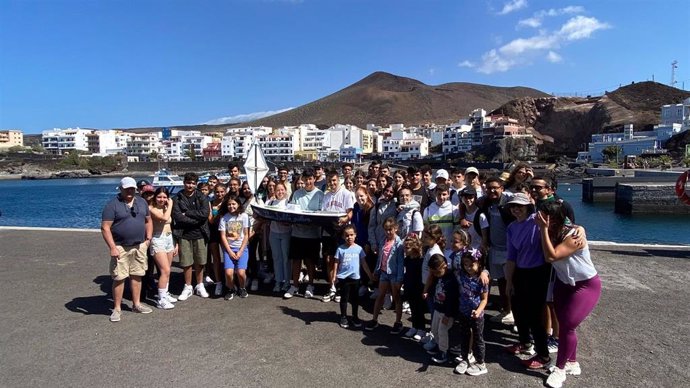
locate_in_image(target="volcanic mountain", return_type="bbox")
[240,71,549,128]
[489,81,690,154]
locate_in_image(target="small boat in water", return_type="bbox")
[152,169,184,193]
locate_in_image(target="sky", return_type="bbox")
[1,0,689,134]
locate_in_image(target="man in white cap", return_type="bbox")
[101,177,154,322]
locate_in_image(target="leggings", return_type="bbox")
[512,264,551,358]
[405,284,427,330]
[336,277,360,319]
[458,314,486,364]
[554,275,601,368]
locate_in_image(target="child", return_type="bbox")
[422,183,459,246]
[460,187,489,250]
[334,225,373,328]
[402,234,425,338]
[197,182,210,197]
[454,249,489,376]
[218,196,250,300]
[423,254,459,364]
[416,224,445,343]
[365,217,405,333]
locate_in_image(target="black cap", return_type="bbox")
[137,179,151,188]
[460,187,477,197]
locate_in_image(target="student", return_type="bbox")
[407,166,431,211]
[459,187,489,250]
[334,225,373,329]
[422,183,459,247]
[148,187,177,309]
[454,249,489,376]
[266,182,292,294]
[321,170,355,303]
[396,187,423,238]
[365,217,405,334]
[423,254,459,364]
[207,183,227,297]
[402,234,426,338]
[218,196,250,300]
[416,224,445,343]
[537,201,601,388]
[172,172,210,301]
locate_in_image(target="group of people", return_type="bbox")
[101,161,601,387]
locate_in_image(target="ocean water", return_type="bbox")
[0,178,688,245]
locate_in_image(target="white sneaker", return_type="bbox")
[466,362,488,376]
[165,292,178,303]
[546,366,566,388]
[178,285,193,301]
[549,361,581,376]
[454,360,469,374]
[413,330,427,341]
[214,282,223,297]
[284,285,298,299]
[304,285,315,299]
[402,301,411,314]
[404,327,417,338]
[157,298,175,310]
[204,276,214,285]
[420,332,434,344]
[250,279,259,292]
[195,284,209,298]
[501,311,515,325]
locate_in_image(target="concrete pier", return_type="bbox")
[582,170,683,203]
[614,182,690,214]
[1,228,689,387]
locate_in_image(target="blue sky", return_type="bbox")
[1,0,688,134]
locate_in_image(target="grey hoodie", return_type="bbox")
[368,198,398,249]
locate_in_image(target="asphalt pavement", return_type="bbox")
[0,228,688,387]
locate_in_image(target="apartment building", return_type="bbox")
[0,130,24,149]
[42,128,92,155]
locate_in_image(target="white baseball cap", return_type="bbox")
[119,177,137,189]
[434,169,449,180]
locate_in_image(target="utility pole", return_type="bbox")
[671,60,678,87]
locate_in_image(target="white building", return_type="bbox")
[220,127,272,160]
[257,133,299,161]
[661,98,690,126]
[86,130,130,156]
[126,132,163,160]
[442,122,472,154]
[398,137,430,160]
[42,128,92,155]
[587,124,682,163]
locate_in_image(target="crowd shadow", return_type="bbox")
[278,305,339,326]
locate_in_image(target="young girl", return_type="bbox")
[208,183,227,296]
[334,225,373,329]
[352,186,375,296]
[416,224,445,342]
[218,196,250,300]
[423,254,459,364]
[148,187,177,309]
[402,234,425,338]
[266,182,292,294]
[365,217,404,334]
[454,249,489,376]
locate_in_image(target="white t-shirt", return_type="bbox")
[322,186,355,213]
[218,213,249,249]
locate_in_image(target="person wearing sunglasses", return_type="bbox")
[101,177,154,322]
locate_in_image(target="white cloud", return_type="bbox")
[518,17,542,28]
[458,60,475,68]
[204,107,294,125]
[470,14,610,74]
[546,51,562,63]
[429,68,436,76]
[558,15,611,40]
[498,0,528,15]
[518,5,585,29]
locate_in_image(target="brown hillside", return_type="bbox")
[241,71,550,128]
[490,81,690,153]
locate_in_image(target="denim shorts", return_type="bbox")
[224,247,249,270]
[151,233,174,254]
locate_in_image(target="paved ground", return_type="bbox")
[0,228,688,387]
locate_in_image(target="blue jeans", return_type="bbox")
[269,231,291,284]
